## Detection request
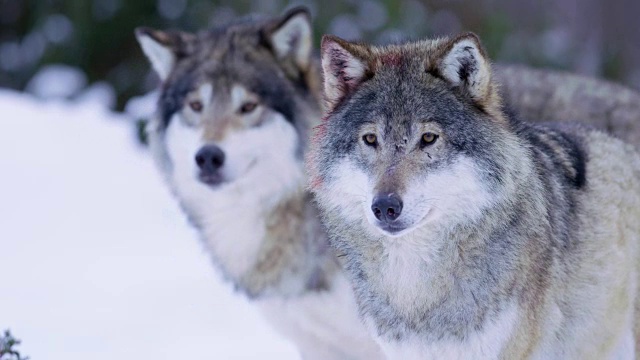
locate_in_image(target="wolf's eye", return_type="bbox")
[421,132,438,147]
[189,101,203,113]
[363,133,377,146]
[239,102,258,114]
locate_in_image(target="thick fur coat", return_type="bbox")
[136,8,383,359]
[308,32,640,359]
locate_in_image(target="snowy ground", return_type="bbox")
[0,90,299,359]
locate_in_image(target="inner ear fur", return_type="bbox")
[135,27,194,81]
[264,7,313,73]
[433,32,503,117]
[320,35,372,111]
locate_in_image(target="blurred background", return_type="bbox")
[1,1,639,359]
[2,0,640,131]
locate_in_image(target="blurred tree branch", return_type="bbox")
[0,330,29,360]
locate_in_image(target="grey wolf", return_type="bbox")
[135,8,383,359]
[308,32,640,359]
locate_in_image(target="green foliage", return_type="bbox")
[0,0,634,113]
[0,330,29,360]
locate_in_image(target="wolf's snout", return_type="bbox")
[371,193,403,223]
[195,144,225,175]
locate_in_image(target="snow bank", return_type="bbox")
[0,90,298,360]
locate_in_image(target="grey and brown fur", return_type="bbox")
[135,8,383,359]
[495,64,640,145]
[309,32,640,358]
[138,11,326,297]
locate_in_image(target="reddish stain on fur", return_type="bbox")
[309,175,323,189]
[307,124,327,189]
[381,53,403,67]
[312,123,327,142]
[305,152,323,189]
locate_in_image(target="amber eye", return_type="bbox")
[189,101,203,113]
[363,133,377,146]
[421,132,438,146]
[239,102,258,114]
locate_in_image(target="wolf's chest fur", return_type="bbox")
[258,274,384,360]
[374,302,519,360]
[350,128,640,359]
[185,179,330,298]
[367,237,519,358]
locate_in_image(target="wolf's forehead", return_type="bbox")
[195,27,273,67]
[199,40,256,63]
[359,73,438,110]
[190,80,254,106]
[339,81,457,137]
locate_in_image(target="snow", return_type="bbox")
[75,81,117,110]
[0,89,299,360]
[25,64,88,100]
[125,90,158,121]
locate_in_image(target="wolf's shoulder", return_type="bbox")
[512,117,640,189]
[512,120,591,189]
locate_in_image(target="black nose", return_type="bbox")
[195,144,225,174]
[372,193,403,223]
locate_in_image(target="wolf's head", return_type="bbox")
[136,8,321,220]
[309,33,524,240]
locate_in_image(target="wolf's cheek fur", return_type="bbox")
[222,112,304,203]
[164,111,303,210]
[163,111,304,279]
[317,155,492,239]
[403,156,492,230]
[315,158,374,229]
[164,114,203,190]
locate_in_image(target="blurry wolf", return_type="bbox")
[135,7,382,359]
[309,32,640,359]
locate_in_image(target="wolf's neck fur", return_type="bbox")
[190,178,337,299]
[340,137,555,346]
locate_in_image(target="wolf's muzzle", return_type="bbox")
[195,144,225,185]
[371,193,403,224]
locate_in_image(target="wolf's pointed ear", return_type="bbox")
[321,35,370,110]
[135,27,191,81]
[437,33,493,106]
[265,7,313,71]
